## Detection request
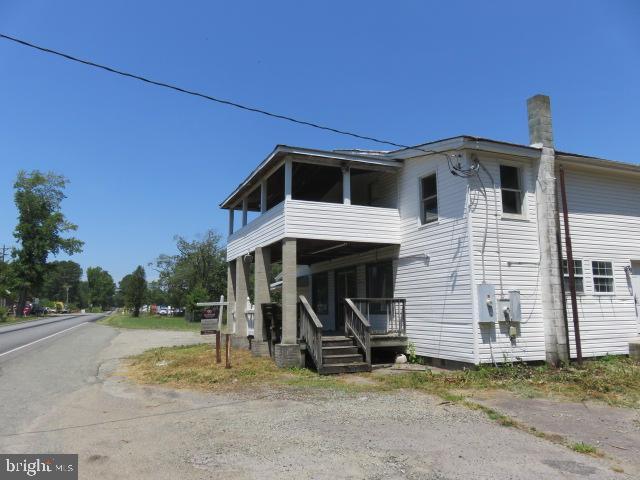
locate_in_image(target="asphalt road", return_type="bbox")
[0,313,108,360]
[0,313,116,439]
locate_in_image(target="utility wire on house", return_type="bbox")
[0,32,438,155]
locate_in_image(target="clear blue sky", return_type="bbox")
[1,0,639,282]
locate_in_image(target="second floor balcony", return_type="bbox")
[221,145,402,260]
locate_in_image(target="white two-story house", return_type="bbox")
[221,95,640,374]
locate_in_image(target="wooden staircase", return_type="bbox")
[320,336,371,374]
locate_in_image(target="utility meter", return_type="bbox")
[477,283,497,323]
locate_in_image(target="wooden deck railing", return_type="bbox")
[344,299,371,365]
[349,298,406,335]
[298,295,323,371]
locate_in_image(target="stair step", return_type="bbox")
[323,353,363,365]
[322,345,358,355]
[321,362,371,375]
[322,337,354,347]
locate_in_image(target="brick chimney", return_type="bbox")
[527,94,554,147]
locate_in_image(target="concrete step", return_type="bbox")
[323,353,364,365]
[322,337,354,347]
[322,345,358,355]
[321,362,371,375]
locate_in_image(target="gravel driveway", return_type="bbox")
[2,325,628,479]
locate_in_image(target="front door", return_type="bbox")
[631,262,640,332]
[335,267,357,334]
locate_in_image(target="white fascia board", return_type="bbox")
[557,154,640,176]
[386,137,541,161]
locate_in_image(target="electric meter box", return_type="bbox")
[509,290,522,322]
[477,283,497,323]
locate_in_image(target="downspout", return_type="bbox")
[554,175,571,361]
[559,167,583,364]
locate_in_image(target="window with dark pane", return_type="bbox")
[420,174,438,224]
[366,261,394,314]
[562,259,584,294]
[592,261,614,294]
[500,165,523,214]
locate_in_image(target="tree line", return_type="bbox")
[0,170,227,319]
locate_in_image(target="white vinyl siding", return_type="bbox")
[559,167,640,356]
[285,200,401,244]
[395,155,475,363]
[227,201,286,260]
[469,157,546,363]
[227,200,401,261]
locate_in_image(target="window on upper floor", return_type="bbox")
[420,173,438,224]
[500,165,523,215]
[592,261,615,294]
[562,259,584,294]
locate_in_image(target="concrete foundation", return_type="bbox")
[275,343,302,368]
[251,340,271,357]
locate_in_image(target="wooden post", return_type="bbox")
[215,331,221,363]
[225,334,232,369]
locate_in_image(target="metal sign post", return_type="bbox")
[196,296,227,365]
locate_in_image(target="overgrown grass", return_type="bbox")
[375,356,640,408]
[570,442,598,455]
[99,313,200,331]
[126,344,369,392]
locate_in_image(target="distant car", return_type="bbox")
[23,304,32,316]
[158,307,169,315]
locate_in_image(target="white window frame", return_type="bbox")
[562,258,585,295]
[591,260,615,295]
[419,172,438,226]
[499,164,526,219]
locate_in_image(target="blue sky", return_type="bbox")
[1,0,639,282]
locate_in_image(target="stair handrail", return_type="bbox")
[298,295,323,371]
[344,298,371,366]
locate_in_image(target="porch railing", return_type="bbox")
[298,295,323,371]
[349,298,406,335]
[344,299,371,365]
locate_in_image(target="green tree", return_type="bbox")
[146,280,168,306]
[151,230,226,308]
[121,266,147,317]
[12,171,83,315]
[87,266,116,310]
[41,260,83,304]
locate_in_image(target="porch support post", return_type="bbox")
[253,245,271,356]
[233,255,250,348]
[275,238,301,367]
[242,198,248,226]
[284,158,293,201]
[228,208,234,236]
[342,165,351,205]
[260,180,267,213]
[226,261,236,332]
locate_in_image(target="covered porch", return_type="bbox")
[227,238,407,373]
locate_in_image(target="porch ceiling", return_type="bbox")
[270,239,387,265]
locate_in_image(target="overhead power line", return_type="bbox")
[0,32,436,154]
